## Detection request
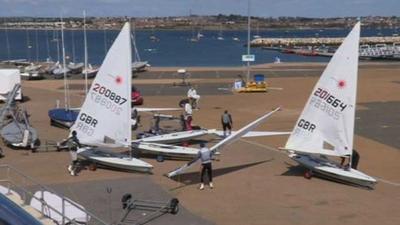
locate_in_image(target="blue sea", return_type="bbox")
[0,27,397,67]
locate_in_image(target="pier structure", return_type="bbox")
[251,36,400,47]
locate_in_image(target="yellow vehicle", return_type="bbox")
[234,74,268,93]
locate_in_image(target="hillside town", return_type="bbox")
[1,15,399,30]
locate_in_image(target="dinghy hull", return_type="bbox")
[78,147,153,173]
[133,142,199,159]
[290,154,377,189]
[48,108,79,128]
[137,129,210,144]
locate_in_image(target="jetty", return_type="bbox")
[251,36,400,47]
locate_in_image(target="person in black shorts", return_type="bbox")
[198,142,214,190]
[221,110,233,137]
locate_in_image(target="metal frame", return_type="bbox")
[117,193,179,225]
[0,164,108,225]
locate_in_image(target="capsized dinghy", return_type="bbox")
[167,107,281,178]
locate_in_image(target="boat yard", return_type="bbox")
[0,62,399,225]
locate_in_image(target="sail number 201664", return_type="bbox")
[92,83,127,105]
[313,88,347,111]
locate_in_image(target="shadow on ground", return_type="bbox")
[280,162,307,177]
[170,159,273,187]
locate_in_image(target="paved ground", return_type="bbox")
[356,101,400,150]
[48,177,214,225]
[1,62,399,225]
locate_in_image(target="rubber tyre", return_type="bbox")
[169,198,179,215]
[157,155,164,162]
[89,163,97,171]
[304,170,313,179]
[121,193,132,209]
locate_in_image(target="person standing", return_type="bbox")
[187,86,200,109]
[184,100,193,131]
[351,149,360,169]
[221,110,233,137]
[340,149,360,170]
[198,142,214,190]
[61,130,82,176]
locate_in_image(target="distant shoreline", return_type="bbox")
[0,26,392,32]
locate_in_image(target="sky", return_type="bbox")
[0,0,399,18]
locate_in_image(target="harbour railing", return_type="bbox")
[0,164,109,225]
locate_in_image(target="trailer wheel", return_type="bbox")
[89,163,97,171]
[304,170,313,179]
[157,155,164,162]
[169,198,179,215]
[121,193,132,209]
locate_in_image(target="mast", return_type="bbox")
[127,22,133,152]
[246,0,251,82]
[83,10,89,94]
[256,22,260,36]
[4,24,11,61]
[60,17,70,110]
[26,28,31,62]
[131,22,141,62]
[45,29,51,61]
[35,29,39,63]
[71,29,76,63]
[103,27,107,56]
[55,26,60,62]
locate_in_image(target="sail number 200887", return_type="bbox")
[93,83,127,105]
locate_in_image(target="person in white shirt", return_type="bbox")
[187,86,200,109]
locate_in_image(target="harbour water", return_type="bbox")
[0,27,398,67]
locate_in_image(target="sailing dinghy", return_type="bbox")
[134,124,288,160]
[70,22,153,173]
[281,22,377,188]
[48,19,79,128]
[167,107,281,178]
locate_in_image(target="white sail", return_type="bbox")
[285,22,360,157]
[71,22,132,147]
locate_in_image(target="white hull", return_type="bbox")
[136,129,211,144]
[78,147,153,173]
[290,154,377,188]
[132,61,148,71]
[133,142,199,159]
[211,130,291,138]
